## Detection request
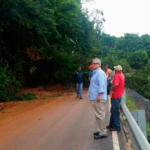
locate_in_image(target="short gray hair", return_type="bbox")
[93,58,101,65]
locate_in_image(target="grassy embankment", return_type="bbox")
[126,93,150,142]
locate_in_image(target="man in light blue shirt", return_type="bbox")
[88,58,107,139]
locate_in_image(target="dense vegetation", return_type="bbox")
[100,33,150,99]
[0,0,150,101]
[0,0,104,101]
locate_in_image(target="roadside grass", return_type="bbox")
[42,93,73,99]
[15,93,37,101]
[57,93,63,97]
[126,93,140,111]
[126,92,150,142]
[147,121,150,142]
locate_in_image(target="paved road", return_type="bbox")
[0,93,126,150]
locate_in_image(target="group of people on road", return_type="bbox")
[74,58,125,139]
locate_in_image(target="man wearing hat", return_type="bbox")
[107,65,125,131]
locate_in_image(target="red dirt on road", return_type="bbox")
[0,87,126,150]
[0,85,76,126]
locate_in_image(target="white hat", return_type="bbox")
[115,65,122,71]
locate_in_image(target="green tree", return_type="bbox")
[127,50,148,69]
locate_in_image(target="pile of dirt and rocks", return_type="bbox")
[0,84,76,116]
[0,84,80,126]
[19,84,76,99]
[126,87,150,121]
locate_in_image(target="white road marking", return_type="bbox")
[112,131,120,150]
[108,95,120,150]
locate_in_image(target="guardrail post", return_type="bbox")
[121,92,150,150]
[130,110,147,138]
[122,91,126,104]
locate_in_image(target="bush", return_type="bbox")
[101,56,131,73]
[0,65,21,102]
[15,93,37,101]
[125,65,150,99]
[127,50,148,69]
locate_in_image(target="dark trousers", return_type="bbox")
[109,97,121,130]
[107,80,111,95]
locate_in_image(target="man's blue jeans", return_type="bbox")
[109,97,121,130]
[76,83,83,98]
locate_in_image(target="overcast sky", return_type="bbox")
[82,0,150,37]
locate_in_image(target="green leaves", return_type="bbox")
[15,93,37,101]
[127,50,148,69]
[0,65,21,102]
[0,0,106,98]
[125,65,150,99]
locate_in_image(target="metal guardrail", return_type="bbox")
[121,93,150,150]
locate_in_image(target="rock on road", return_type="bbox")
[0,93,126,150]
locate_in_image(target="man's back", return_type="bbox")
[111,72,124,98]
[89,70,93,78]
[108,68,113,80]
[105,69,110,80]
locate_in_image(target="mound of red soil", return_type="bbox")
[0,84,78,126]
[18,84,76,99]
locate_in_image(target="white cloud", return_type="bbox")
[82,0,150,37]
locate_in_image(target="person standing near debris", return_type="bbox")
[89,65,94,81]
[104,65,111,95]
[107,65,125,131]
[74,67,84,99]
[108,65,113,81]
[88,58,107,139]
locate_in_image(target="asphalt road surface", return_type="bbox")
[0,93,126,150]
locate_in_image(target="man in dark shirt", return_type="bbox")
[74,67,84,99]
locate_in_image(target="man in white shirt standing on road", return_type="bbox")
[88,58,107,139]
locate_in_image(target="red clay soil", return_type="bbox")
[0,84,77,126]
[18,84,75,98]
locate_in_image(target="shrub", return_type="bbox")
[127,50,148,69]
[0,65,21,102]
[125,65,150,99]
[15,93,37,101]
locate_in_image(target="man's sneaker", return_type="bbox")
[80,97,82,99]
